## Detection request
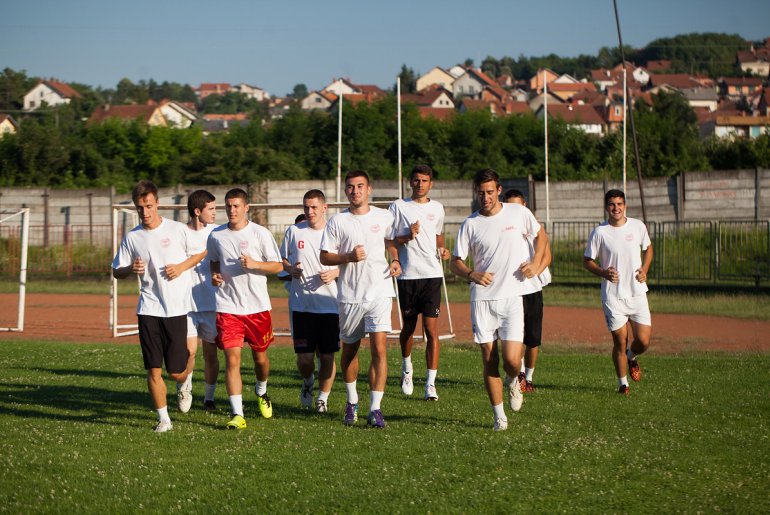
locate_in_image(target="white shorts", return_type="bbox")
[338,297,393,344]
[187,311,218,342]
[471,297,524,344]
[602,295,652,332]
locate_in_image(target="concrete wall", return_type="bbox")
[1,169,767,246]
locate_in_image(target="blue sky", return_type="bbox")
[2,0,768,96]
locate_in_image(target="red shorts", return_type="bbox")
[216,311,274,352]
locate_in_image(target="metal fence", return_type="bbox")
[1,221,768,285]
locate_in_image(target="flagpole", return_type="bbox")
[544,70,550,225]
[336,92,343,203]
[397,77,403,198]
[622,67,627,194]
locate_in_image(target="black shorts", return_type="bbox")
[292,311,340,355]
[137,314,189,373]
[397,278,442,320]
[522,290,544,348]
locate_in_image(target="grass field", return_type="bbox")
[1,340,768,513]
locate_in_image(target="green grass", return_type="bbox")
[1,341,768,513]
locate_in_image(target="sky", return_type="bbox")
[2,0,769,97]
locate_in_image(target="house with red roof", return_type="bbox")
[736,45,770,77]
[401,87,455,109]
[323,78,386,98]
[301,90,338,111]
[719,77,764,100]
[416,67,456,92]
[536,104,605,135]
[196,83,231,100]
[646,74,703,93]
[87,104,167,127]
[0,114,18,138]
[452,67,498,100]
[23,80,82,111]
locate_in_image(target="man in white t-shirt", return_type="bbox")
[583,189,653,395]
[450,169,548,432]
[281,190,340,413]
[320,170,401,428]
[503,189,552,393]
[180,189,220,413]
[112,180,204,433]
[389,165,450,401]
[207,188,283,430]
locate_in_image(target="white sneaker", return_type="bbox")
[424,384,438,401]
[493,417,508,431]
[508,377,523,412]
[315,398,328,413]
[401,369,414,395]
[300,383,313,409]
[154,420,173,433]
[177,383,193,413]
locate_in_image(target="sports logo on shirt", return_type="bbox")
[427,214,436,222]
[298,240,305,249]
[239,240,249,250]
[160,238,170,248]
[371,224,381,233]
[625,234,634,242]
[503,225,518,232]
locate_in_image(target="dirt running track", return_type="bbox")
[0,293,768,354]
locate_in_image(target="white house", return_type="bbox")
[158,101,198,128]
[416,67,456,92]
[301,90,337,111]
[536,104,605,136]
[232,83,270,101]
[23,80,82,111]
[0,114,18,138]
[323,78,360,96]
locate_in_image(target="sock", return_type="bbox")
[317,390,330,403]
[520,357,525,373]
[156,406,171,423]
[402,355,412,372]
[255,380,267,396]
[229,394,244,417]
[525,367,535,382]
[204,383,216,402]
[303,374,315,388]
[626,348,636,361]
[183,372,193,389]
[345,381,358,404]
[370,390,384,412]
[492,402,506,420]
[426,369,437,386]
[618,376,629,388]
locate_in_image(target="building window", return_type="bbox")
[615,106,621,117]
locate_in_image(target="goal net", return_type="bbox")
[109,202,455,341]
[0,208,30,332]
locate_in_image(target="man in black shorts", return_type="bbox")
[280,190,340,412]
[503,189,552,392]
[112,180,204,432]
[389,165,450,400]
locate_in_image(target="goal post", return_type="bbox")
[0,208,30,332]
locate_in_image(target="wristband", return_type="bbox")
[467,269,474,280]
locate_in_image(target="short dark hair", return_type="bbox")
[604,189,626,205]
[345,170,370,184]
[503,189,526,203]
[473,168,501,189]
[410,164,434,180]
[131,180,158,204]
[294,213,307,224]
[303,189,326,203]
[225,188,248,203]
[187,189,215,218]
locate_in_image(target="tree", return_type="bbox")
[291,83,308,99]
[396,64,417,94]
[0,68,37,111]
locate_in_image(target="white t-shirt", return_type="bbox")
[206,221,281,315]
[320,206,396,304]
[112,217,193,317]
[280,221,339,314]
[453,203,541,301]
[584,217,651,301]
[388,198,445,280]
[520,232,552,295]
[186,223,217,312]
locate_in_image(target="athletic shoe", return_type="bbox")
[517,372,526,388]
[628,358,642,382]
[493,417,508,432]
[401,369,414,395]
[618,385,630,396]
[153,420,173,433]
[226,414,247,430]
[300,383,313,409]
[424,384,439,401]
[343,402,358,425]
[315,398,328,413]
[366,409,386,428]
[257,393,273,419]
[203,399,217,412]
[523,381,536,393]
[176,383,193,413]
[508,377,523,412]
